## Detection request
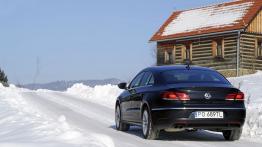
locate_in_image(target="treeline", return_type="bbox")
[0,68,8,87]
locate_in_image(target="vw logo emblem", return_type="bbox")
[204,93,212,100]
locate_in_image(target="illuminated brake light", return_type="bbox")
[162,91,190,101]
[226,92,244,101]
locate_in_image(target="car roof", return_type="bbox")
[143,65,216,73]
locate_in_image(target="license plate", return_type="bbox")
[194,111,224,119]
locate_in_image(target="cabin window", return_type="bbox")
[164,50,174,64]
[256,38,262,58]
[182,43,192,61]
[212,39,224,59]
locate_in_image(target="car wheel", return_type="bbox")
[223,128,242,141]
[115,104,129,131]
[142,108,159,140]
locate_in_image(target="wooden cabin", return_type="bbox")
[150,0,262,77]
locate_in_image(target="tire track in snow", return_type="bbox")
[22,92,163,147]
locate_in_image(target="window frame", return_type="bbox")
[147,73,155,86]
[164,46,175,64]
[140,72,153,87]
[128,72,145,89]
[164,51,173,64]
[181,43,192,62]
[256,38,262,59]
[212,38,225,59]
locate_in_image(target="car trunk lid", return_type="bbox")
[166,83,239,102]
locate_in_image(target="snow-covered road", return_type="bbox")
[7,90,260,147]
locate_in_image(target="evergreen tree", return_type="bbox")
[0,68,9,87]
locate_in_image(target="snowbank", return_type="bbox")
[228,71,262,138]
[228,71,262,104]
[66,83,123,108]
[0,84,112,147]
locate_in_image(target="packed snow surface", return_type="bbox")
[162,1,253,36]
[0,71,262,146]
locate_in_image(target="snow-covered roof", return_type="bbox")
[151,0,262,41]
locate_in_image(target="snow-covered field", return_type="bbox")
[0,72,262,147]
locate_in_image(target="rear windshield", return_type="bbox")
[161,69,230,84]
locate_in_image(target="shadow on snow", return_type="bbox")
[110,125,225,141]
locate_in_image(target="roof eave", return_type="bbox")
[149,29,244,43]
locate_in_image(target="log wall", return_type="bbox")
[157,35,238,76]
[240,33,262,71]
[247,9,262,34]
[156,32,262,77]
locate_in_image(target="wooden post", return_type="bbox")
[222,39,225,58]
[173,45,176,64]
[237,31,241,77]
[190,43,193,61]
[212,41,217,57]
[181,45,186,62]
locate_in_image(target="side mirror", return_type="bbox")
[118,82,127,90]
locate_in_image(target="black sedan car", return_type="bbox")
[115,65,246,141]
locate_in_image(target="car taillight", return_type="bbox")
[162,91,190,101]
[226,92,244,101]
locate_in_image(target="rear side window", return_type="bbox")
[129,72,145,88]
[140,72,154,86]
[147,74,154,85]
[161,69,229,84]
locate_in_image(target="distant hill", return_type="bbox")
[22,78,122,91]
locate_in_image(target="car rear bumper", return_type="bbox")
[151,107,246,130]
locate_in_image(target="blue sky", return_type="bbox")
[0,0,230,84]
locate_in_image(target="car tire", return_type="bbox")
[115,104,130,131]
[223,128,242,141]
[142,108,159,140]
